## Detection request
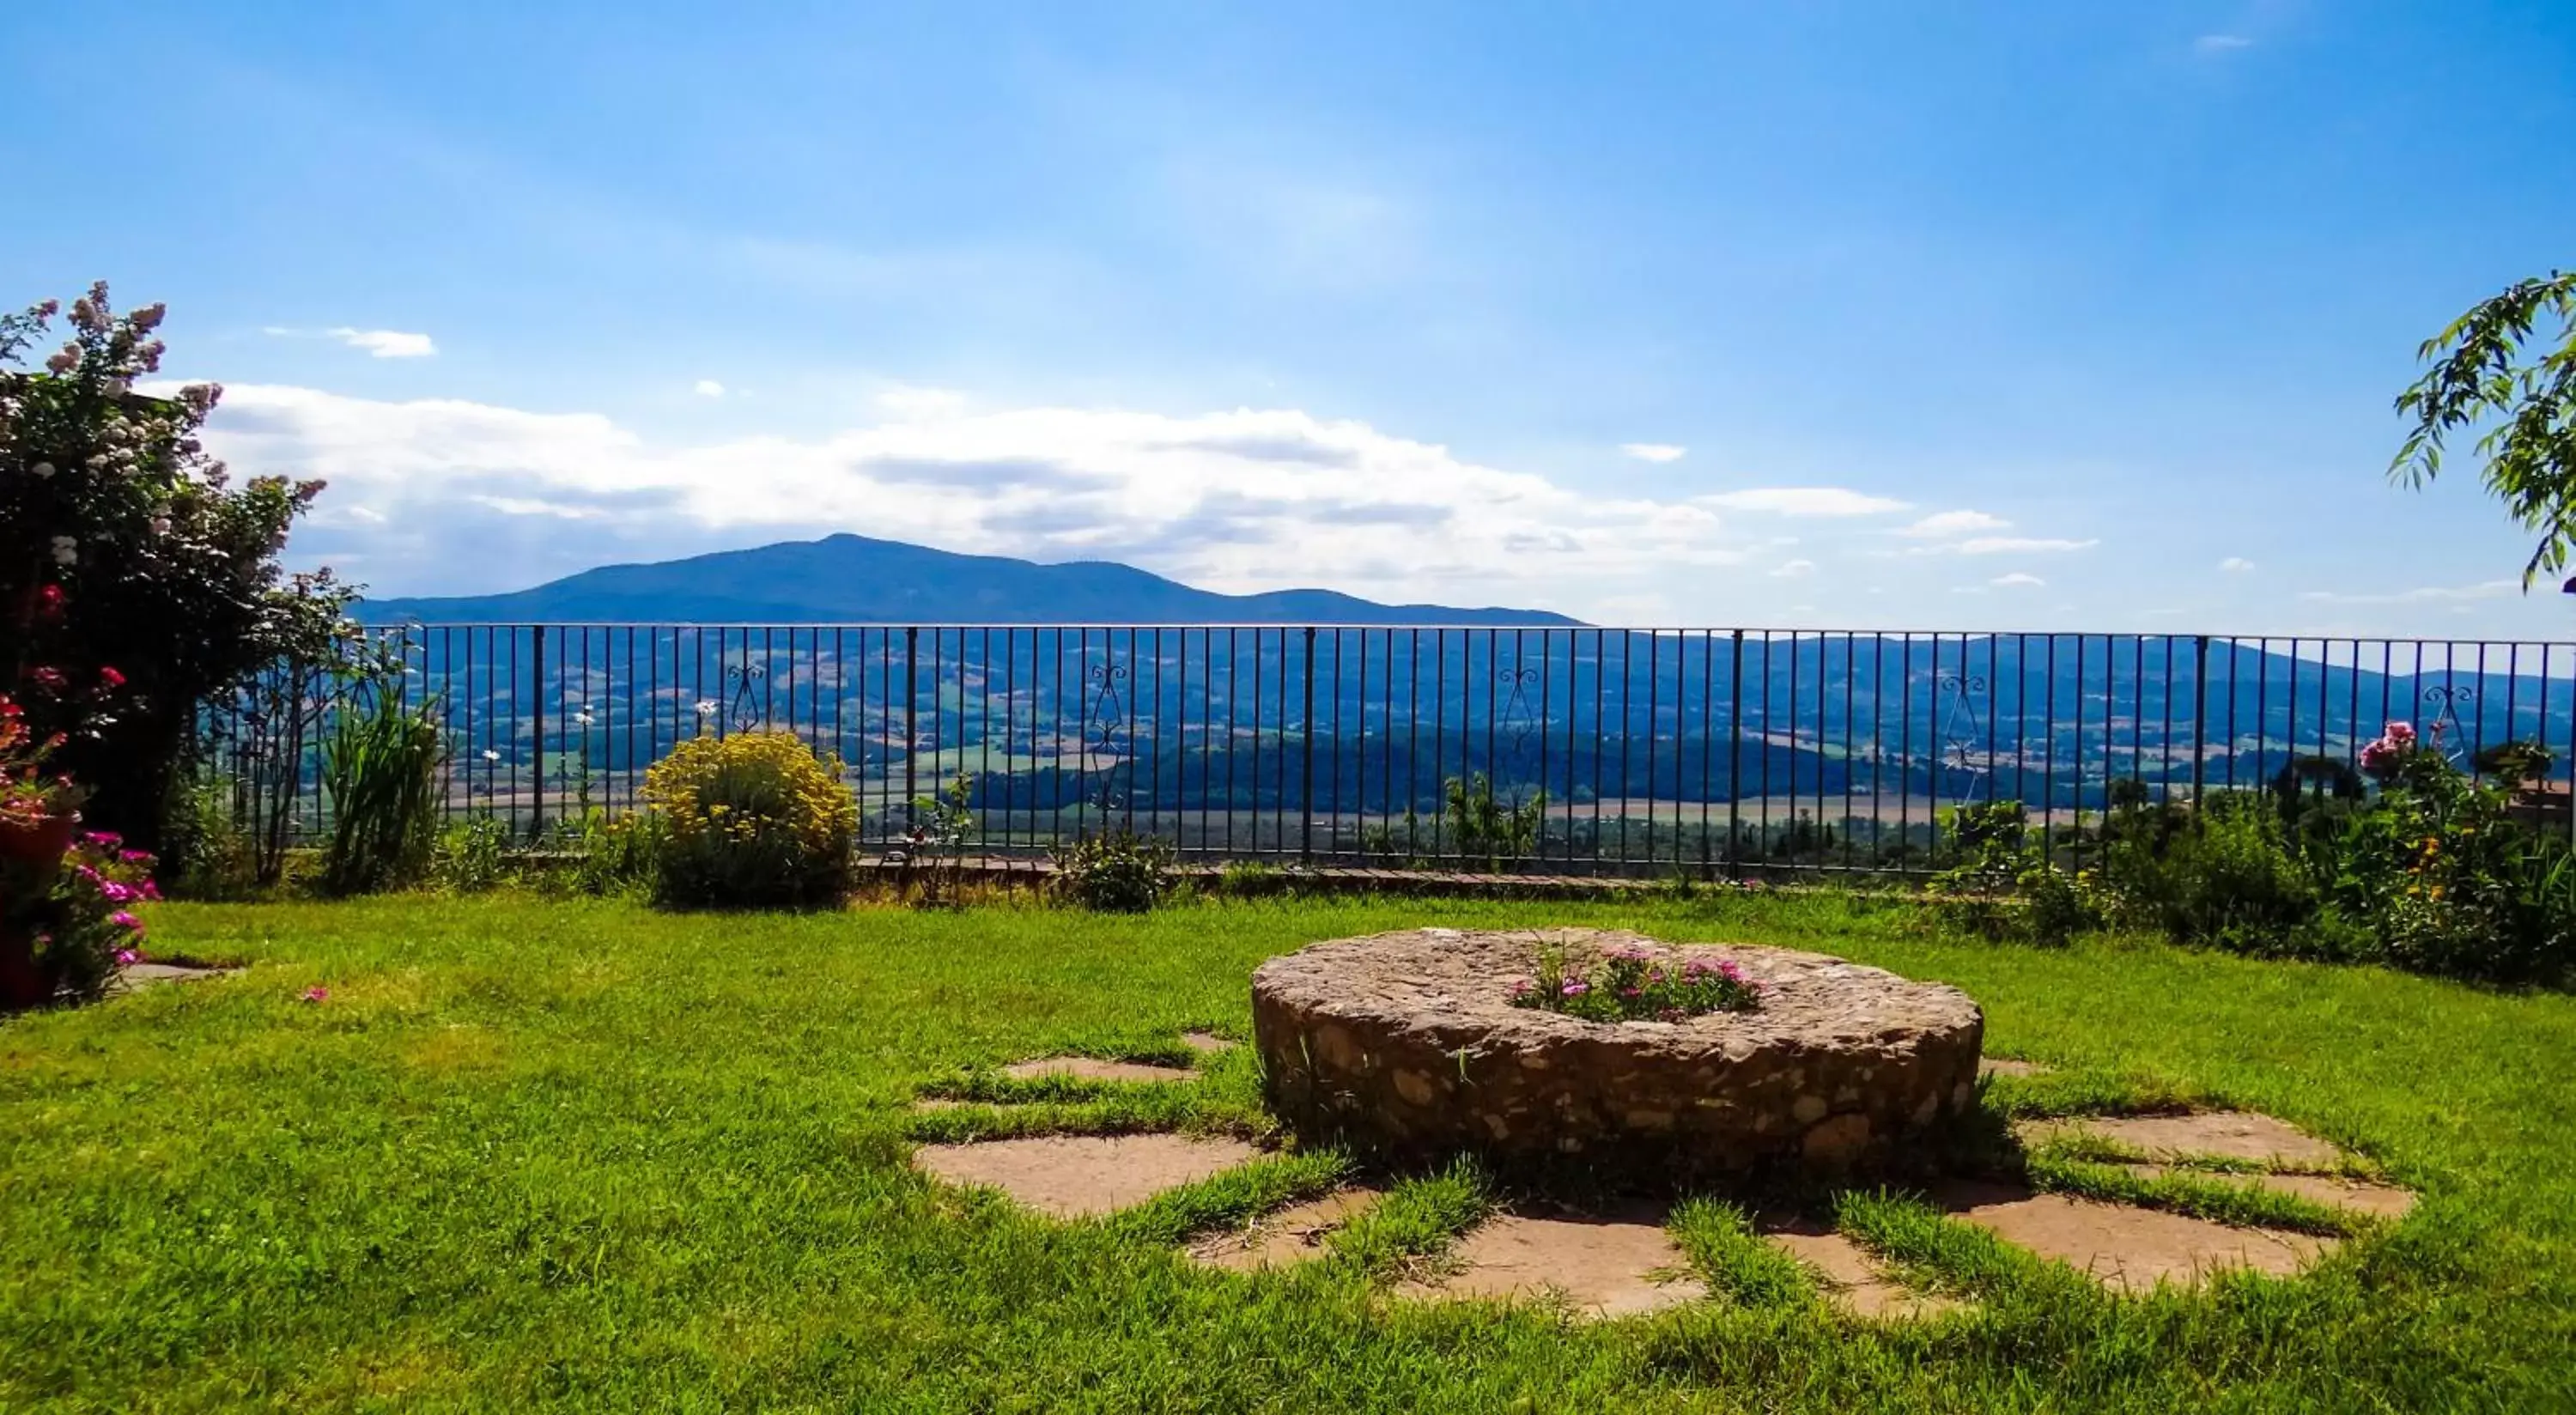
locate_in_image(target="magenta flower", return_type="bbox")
[2383,720,2417,746]
[107,910,142,932]
[302,986,330,1004]
[1561,981,1590,997]
[114,948,140,966]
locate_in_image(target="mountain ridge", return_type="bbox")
[357,532,1586,627]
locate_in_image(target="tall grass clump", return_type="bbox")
[319,685,447,896]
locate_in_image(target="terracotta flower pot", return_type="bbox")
[0,811,80,868]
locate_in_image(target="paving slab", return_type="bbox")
[913,1134,1259,1218]
[1399,1204,1707,1319]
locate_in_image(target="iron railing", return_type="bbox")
[207,623,2576,876]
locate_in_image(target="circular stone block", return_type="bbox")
[1252,929,1984,1179]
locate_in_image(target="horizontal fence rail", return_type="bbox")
[207,623,2576,877]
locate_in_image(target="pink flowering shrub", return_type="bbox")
[2358,720,2424,780]
[1510,939,1764,1022]
[1,829,158,1005]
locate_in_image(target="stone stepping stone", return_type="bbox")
[1978,1057,2046,1078]
[2020,1111,2344,1169]
[1398,1204,1708,1319]
[2117,1163,2415,1219]
[1002,1057,1196,1084]
[118,963,234,988]
[912,1133,1260,1218]
[1937,1179,2330,1291]
[1179,1031,1237,1055]
[1759,1218,1964,1321]
[1188,1187,1386,1271]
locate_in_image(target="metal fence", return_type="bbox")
[208,623,2576,876]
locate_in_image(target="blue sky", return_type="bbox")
[8,1,2573,633]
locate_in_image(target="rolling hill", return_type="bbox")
[356,533,1583,627]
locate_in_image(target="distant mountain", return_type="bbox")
[356,533,1584,627]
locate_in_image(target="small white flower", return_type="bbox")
[482,749,501,762]
[49,535,76,566]
[696,700,720,717]
[29,462,53,478]
[149,515,173,537]
[574,711,595,727]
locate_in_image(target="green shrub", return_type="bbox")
[2326,747,2573,984]
[902,772,976,907]
[569,811,662,897]
[1051,829,1175,912]
[1212,859,1287,897]
[642,731,856,909]
[1930,800,2041,940]
[431,815,511,894]
[319,685,447,896]
[2018,860,2103,947]
[1443,773,1546,870]
[2105,793,2324,952]
[160,770,260,901]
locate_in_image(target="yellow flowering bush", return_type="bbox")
[641,731,856,908]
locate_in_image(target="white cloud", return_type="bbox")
[1990,572,2046,588]
[2195,33,2253,53]
[470,495,605,520]
[177,384,1783,617]
[1771,558,1816,579]
[328,328,437,359]
[2299,580,2518,606]
[693,380,726,398]
[876,386,969,419]
[2219,556,2256,573]
[1894,509,2011,538]
[1620,442,1687,464]
[1698,487,1910,517]
[1953,536,2097,556]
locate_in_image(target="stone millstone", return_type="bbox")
[1252,928,1984,1180]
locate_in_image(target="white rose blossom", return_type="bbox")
[50,535,77,566]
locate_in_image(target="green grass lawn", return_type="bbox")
[3,890,2573,1412]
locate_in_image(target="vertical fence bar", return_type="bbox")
[1299,627,1317,865]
